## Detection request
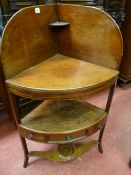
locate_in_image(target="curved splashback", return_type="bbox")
[58,4,123,70]
[1,4,123,79]
[1,4,58,78]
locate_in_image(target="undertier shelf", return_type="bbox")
[19,100,107,144]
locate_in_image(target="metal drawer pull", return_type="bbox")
[26,134,33,140]
[48,135,87,144]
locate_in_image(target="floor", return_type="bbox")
[0,86,131,175]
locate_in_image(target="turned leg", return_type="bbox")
[98,84,115,153]
[8,93,29,167]
[98,125,105,153]
[20,136,29,168]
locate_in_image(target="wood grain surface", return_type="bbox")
[20,100,107,133]
[6,54,118,99]
[0,4,123,164]
[1,4,58,78]
[58,4,123,69]
[19,100,107,143]
[1,4,123,80]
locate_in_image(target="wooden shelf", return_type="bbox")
[19,100,107,143]
[6,54,118,99]
[49,21,70,27]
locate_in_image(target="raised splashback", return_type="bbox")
[58,4,123,70]
[1,4,123,79]
[1,4,58,78]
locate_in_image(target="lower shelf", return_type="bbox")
[19,100,107,144]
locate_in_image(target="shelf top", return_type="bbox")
[20,100,107,134]
[6,54,118,99]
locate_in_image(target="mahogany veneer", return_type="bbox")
[0,4,123,166]
[6,54,118,99]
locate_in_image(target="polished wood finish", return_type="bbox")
[0,4,123,166]
[6,54,118,100]
[1,4,57,78]
[28,140,97,161]
[7,79,116,100]
[1,4,122,79]
[58,4,123,70]
[19,100,107,143]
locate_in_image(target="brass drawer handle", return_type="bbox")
[48,135,87,144]
[26,134,33,140]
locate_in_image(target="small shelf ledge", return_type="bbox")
[49,21,70,27]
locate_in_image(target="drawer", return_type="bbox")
[18,117,106,144]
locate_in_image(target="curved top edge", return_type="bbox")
[2,3,122,37]
[6,76,117,95]
[2,3,123,61]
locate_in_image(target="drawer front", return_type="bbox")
[18,117,106,144]
[18,127,48,143]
